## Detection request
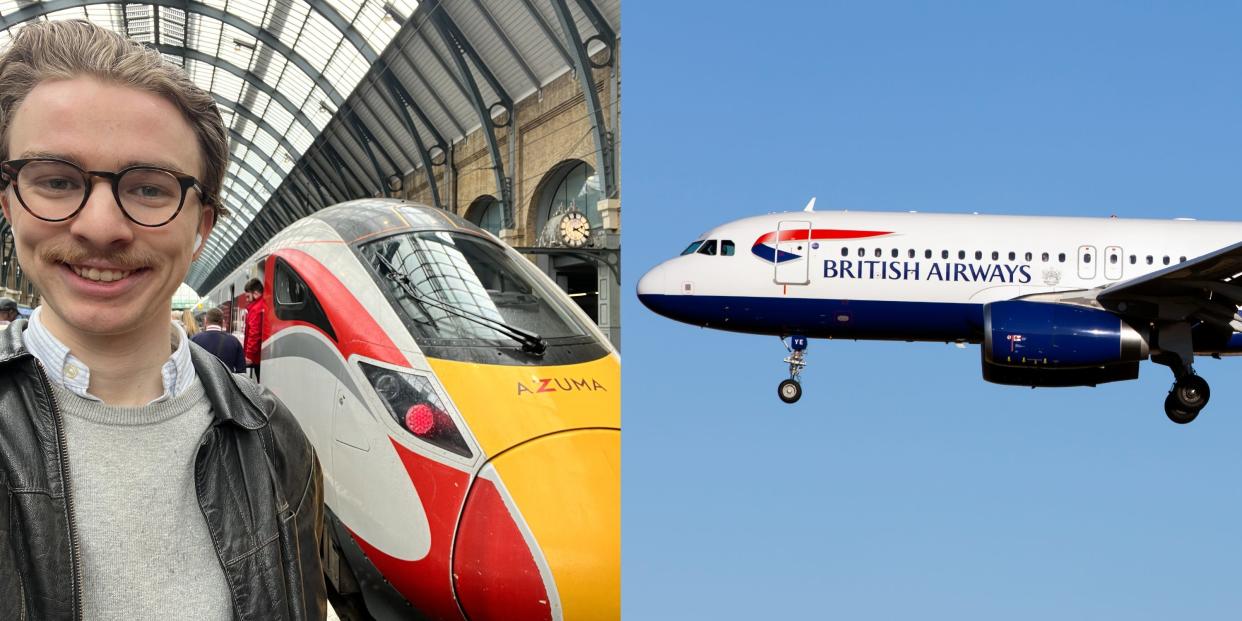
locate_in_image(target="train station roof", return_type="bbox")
[0,0,618,293]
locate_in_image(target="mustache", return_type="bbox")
[38,239,159,270]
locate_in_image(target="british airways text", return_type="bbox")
[821,260,1033,284]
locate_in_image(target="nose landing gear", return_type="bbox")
[778,335,807,404]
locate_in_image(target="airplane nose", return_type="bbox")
[636,262,666,298]
[453,429,619,621]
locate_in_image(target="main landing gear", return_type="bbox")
[778,335,807,404]
[1153,324,1210,424]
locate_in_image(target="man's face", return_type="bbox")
[0,309,15,322]
[1,77,214,340]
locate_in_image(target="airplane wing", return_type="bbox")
[1095,240,1242,330]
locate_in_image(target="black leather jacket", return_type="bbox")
[0,319,327,620]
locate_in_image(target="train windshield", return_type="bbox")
[361,231,605,364]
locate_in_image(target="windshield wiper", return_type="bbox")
[374,253,547,355]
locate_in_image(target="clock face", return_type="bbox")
[559,212,591,248]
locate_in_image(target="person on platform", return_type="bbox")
[0,20,325,620]
[180,308,199,337]
[243,277,265,382]
[191,307,245,374]
[0,296,17,327]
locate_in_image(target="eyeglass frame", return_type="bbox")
[0,157,212,228]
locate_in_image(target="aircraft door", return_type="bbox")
[1104,246,1123,280]
[774,220,812,285]
[1077,245,1097,280]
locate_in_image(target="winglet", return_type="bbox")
[803,196,816,212]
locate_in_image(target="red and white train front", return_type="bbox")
[214,200,619,620]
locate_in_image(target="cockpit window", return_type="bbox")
[697,240,718,256]
[721,240,735,256]
[361,231,605,365]
[681,241,703,255]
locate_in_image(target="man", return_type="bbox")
[243,277,265,381]
[0,20,325,620]
[192,307,246,373]
[0,296,17,326]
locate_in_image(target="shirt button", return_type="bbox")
[64,365,79,380]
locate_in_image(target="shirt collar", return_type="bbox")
[25,306,196,405]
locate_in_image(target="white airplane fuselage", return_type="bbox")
[638,211,1242,345]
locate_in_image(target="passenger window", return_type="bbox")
[273,257,337,341]
[1179,256,1186,263]
[1058,253,1066,263]
[974,250,982,260]
[1041,252,1049,262]
[1008,252,1016,261]
[941,250,949,259]
[1083,253,1091,263]
[721,240,735,256]
[908,249,916,258]
[858,247,865,257]
[1024,252,1032,261]
[992,251,1000,260]
[874,248,882,258]
[1109,253,1118,264]
[697,240,718,255]
[1146,255,1153,265]
[1162,256,1170,265]
[925,250,932,259]
[841,247,848,257]
[891,248,899,258]
[680,241,703,256]
[958,250,966,260]
[1129,255,1136,264]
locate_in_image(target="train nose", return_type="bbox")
[453,429,620,621]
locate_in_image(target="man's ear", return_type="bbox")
[192,206,216,261]
[1,189,11,224]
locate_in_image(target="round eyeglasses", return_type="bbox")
[0,157,211,227]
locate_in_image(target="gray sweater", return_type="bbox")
[52,379,232,620]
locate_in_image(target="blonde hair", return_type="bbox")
[0,19,229,217]
[181,309,198,336]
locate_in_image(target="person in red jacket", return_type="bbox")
[243,277,266,381]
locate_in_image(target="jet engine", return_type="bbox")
[981,300,1149,387]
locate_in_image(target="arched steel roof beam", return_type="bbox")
[297,161,339,206]
[213,95,299,169]
[300,0,378,63]
[428,0,514,225]
[550,0,616,198]
[380,69,442,208]
[573,0,616,47]
[390,39,467,137]
[304,151,353,203]
[321,133,372,196]
[345,110,397,197]
[355,92,418,173]
[0,1,348,107]
[154,44,322,147]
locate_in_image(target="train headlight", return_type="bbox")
[359,361,473,458]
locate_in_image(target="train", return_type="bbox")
[204,199,620,621]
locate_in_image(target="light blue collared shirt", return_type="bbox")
[25,306,196,405]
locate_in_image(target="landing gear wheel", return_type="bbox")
[1164,392,1199,425]
[1172,374,1210,411]
[778,379,802,404]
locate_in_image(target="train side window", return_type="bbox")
[273,257,337,341]
[721,240,736,256]
[696,240,717,255]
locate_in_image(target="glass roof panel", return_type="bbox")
[211,67,246,102]
[226,0,267,30]
[291,16,335,71]
[216,23,259,70]
[273,64,313,111]
[324,44,364,88]
[200,0,228,12]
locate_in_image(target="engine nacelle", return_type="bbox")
[982,301,1148,387]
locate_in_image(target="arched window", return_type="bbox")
[468,196,504,235]
[545,161,603,228]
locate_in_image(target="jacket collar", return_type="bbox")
[0,318,269,430]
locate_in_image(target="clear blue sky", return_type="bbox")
[623,3,1242,619]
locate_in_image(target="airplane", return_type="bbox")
[636,198,1242,424]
